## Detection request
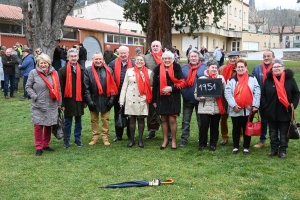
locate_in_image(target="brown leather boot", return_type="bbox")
[89,133,100,146]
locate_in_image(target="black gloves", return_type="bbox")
[107,99,115,107]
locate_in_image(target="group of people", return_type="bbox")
[23,40,299,159]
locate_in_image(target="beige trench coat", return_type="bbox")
[119,67,152,116]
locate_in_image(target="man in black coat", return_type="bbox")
[2,48,18,99]
[109,46,135,142]
[83,52,117,146]
[59,48,85,148]
[78,43,87,68]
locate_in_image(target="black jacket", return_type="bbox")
[83,65,116,112]
[60,48,67,60]
[152,62,184,115]
[58,64,85,117]
[79,46,87,60]
[261,69,300,122]
[2,55,18,74]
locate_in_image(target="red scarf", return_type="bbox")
[114,57,133,88]
[159,63,185,95]
[234,73,253,109]
[185,63,201,87]
[151,50,163,64]
[273,71,290,110]
[37,69,60,101]
[207,71,225,114]
[262,62,272,83]
[134,66,152,103]
[64,62,82,101]
[222,62,235,83]
[92,62,118,97]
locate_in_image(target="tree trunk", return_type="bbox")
[21,0,77,58]
[147,0,172,50]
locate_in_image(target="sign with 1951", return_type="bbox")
[197,78,222,97]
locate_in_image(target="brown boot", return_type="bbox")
[89,132,100,146]
[102,133,110,146]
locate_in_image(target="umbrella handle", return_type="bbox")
[161,178,174,184]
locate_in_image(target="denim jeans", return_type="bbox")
[269,121,289,153]
[14,78,20,91]
[199,114,221,147]
[78,60,86,68]
[64,116,82,143]
[4,73,15,97]
[181,102,200,142]
[60,59,66,68]
[259,108,268,143]
[23,76,28,98]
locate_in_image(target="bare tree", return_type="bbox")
[248,8,267,33]
[287,10,300,35]
[21,0,77,57]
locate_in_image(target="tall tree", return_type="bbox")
[21,0,77,57]
[123,0,231,48]
[249,8,267,33]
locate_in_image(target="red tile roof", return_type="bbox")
[0,4,144,37]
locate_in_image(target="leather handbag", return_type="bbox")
[148,109,161,130]
[245,112,262,137]
[287,104,300,140]
[52,108,66,140]
[115,107,127,128]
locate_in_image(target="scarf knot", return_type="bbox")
[64,62,82,101]
[185,63,201,87]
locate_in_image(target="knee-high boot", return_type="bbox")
[127,117,136,147]
[138,118,145,148]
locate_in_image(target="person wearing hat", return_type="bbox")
[19,48,35,100]
[78,43,87,68]
[218,51,240,145]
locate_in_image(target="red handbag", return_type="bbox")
[245,112,262,136]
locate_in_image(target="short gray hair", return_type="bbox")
[188,49,203,61]
[36,54,52,66]
[272,58,284,68]
[93,51,103,57]
[67,48,79,57]
[207,59,219,67]
[162,51,174,61]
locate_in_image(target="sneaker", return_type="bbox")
[63,142,70,148]
[74,140,83,147]
[253,142,265,148]
[180,140,188,147]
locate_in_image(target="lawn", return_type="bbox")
[1,60,300,200]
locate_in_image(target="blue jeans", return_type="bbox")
[181,102,200,141]
[78,60,86,68]
[64,116,82,143]
[60,59,66,68]
[23,76,28,98]
[259,109,268,143]
[4,73,15,97]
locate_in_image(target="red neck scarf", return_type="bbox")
[185,63,201,87]
[134,66,152,103]
[273,71,290,110]
[207,71,225,114]
[114,57,133,88]
[64,62,82,101]
[159,63,185,95]
[234,73,253,109]
[151,50,163,64]
[262,62,272,83]
[37,69,60,101]
[222,62,235,82]
[92,62,118,97]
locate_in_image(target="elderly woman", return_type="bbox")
[195,60,226,151]
[224,58,260,155]
[120,54,152,148]
[261,59,299,158]
[152,51,185,150]
[26,54,61,156]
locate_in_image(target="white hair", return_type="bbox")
[162,51,175,61]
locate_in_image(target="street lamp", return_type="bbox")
[117,20,122,46]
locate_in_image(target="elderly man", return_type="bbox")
[180,49,207,146]
[252,50,275,149]
[2,48,18,99]
[84,52,117,146]
[104,45,114,65]
[218,51,239,145]
[19,49,35,100]
[59,48,85,148]
[109,46,135,142]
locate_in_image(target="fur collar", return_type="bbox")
[266,69,294,80]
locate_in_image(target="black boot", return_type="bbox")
[138,118,145,148]
[127,117,136,147]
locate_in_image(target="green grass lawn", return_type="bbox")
[1,60,300,199]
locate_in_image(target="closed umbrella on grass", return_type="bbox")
[99,178,174,188]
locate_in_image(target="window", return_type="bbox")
[0,23,22,34]
[128,37,133,44]
[139,38,145,45]
[232,41,240,51]
[62,28,77,40]
[229,5,232,15]
[113,35,119,44]
[234,8,237,17]
[107,34,113,43]
[206,17,209,25]
[229,23,231,28]
[213,39,216,49]
[264,42,266,47]
[273,43,275,48]
[121,36,126,44]
[244,12,246,21]
[131,30,137,33]
[223,41,225,49]
[105,34,145,46]
[223,22,226,28]
[239,10,241,18]
[134,38,139,45]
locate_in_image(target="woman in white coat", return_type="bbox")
[119,54,152,148]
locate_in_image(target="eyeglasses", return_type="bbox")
[273,65,282,68]
[135,59,144,62]
[162,57,172,60]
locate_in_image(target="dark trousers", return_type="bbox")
[259,108,268,143]
[147,103,159,132]
[269,121,289,153]
[199,114,221,147]
[23,76,28,98]
[64,116,82,143]
[1,80,4,89]
[4,73,15,97]
[78,60,86,68]
[181,102,200,142]
[231,116,251,149]
[113,95,129,138]
[14,78,20,91]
